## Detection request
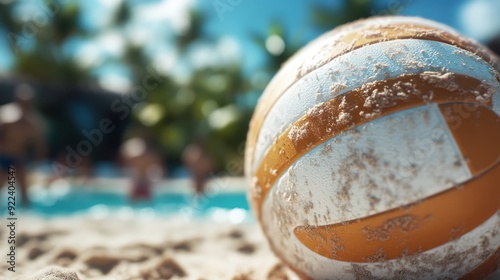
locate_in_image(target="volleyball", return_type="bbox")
[245,16,499,279]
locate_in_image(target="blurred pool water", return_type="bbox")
[0,178,252,222]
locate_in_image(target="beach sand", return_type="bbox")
[0,215,298,280]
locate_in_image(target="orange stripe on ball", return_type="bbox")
[439,103,500,175]
[251,73,493,219]
[293,162,499,262]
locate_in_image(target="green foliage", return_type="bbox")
[312,0,374,29]
[112,1,131,26]
[0,0,399,174]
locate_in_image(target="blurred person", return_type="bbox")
[182,139,215,196]
[0,84,46,206]
[119,137,164,201]
[72,156,94,185]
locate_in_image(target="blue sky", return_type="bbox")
[0,0,499,83]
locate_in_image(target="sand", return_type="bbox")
[0,214,298,280]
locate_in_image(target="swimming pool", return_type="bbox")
[0,178,252,221]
